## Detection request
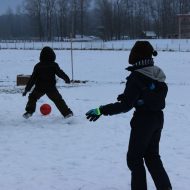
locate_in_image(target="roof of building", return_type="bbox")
[143,31,157,37]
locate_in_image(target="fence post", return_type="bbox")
[70,33,74,81]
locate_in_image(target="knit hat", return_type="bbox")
[128,41,157,65]
[40,46,56,62]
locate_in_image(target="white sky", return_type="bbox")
[0,0,23,15]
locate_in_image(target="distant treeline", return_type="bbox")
[0,0,190,41]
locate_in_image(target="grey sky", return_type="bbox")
[0,0,23,15]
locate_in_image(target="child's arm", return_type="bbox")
[23,67,37,96]
[55,63,70,83]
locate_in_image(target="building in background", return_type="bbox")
[142,31,157,39]
[177,14,190,39]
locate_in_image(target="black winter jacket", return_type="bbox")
[100,66,168,116]
[24,61,70,92]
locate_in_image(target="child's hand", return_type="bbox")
[117,94,125,101]
[22,91,27,96]
[86,108,102,122]
[65,78,71,84]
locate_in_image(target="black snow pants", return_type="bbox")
[127,110,172,190]
[25,87,72,117]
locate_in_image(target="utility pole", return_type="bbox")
[70,0,75,82]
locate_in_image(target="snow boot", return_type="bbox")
[64,112,73,119]
[23,112,33,119]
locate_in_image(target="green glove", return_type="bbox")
[86,108,102,122]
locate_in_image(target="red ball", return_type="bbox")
[40,104,51,115]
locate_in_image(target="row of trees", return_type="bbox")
[0,0,190,41]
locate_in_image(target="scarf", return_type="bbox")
[126,59,154,72]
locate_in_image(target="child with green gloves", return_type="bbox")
[86,41,172,190]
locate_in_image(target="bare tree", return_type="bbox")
[96,0,114,40]
[79,0,84,38]
[179,0,190,14]
[78,0,90,38]
[1,0,189,40]
[149,0,162,37]
[160,0,176,37]
[44,0,57,40]
[56,0,69,40]
[25,0,44,40]
[113,0,123,40]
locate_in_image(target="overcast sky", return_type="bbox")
[0,0,23,15]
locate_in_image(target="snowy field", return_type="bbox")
[1,38,190,51]
[0,47,190,190]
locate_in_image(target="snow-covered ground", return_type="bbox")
[0,47,190,190]
[1,39,190,51]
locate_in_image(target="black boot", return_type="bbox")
[64,110,73,119]
[23,112,33,119]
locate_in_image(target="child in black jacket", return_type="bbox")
[23,46,73,119]
[86,41,172,190]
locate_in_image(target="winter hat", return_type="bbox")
[128,41,157,65]
[40,46,56,62]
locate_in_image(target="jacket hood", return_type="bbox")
[40,46,56,62]
[136,65,166,82]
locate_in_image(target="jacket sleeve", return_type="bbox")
[55,63,70,83]
[100,74,141,116]
[24,66,38,92]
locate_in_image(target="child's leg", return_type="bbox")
[46,89,73,117]
[25,89,44,114]
[127,125,149,190]
[144,129,172,190]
